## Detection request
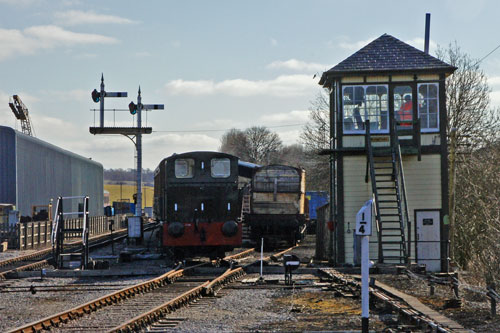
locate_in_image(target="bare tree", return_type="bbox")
[437,42,500,150]
[219,128,250,161]
[454,142,500,284]
[277,143,307,168]
[299,90,331,190]
[300,90,330,151]
[244,126,282,164]
[438,43,500,283]
[219,126,282,164]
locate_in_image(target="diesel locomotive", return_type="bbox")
[244,164,308,247]
[153,151,254,259]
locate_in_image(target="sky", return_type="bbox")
[1,0,500,170]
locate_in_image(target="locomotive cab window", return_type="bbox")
[211,158,230,178]
[175,158,195,178]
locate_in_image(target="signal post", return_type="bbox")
[89,75,163,241]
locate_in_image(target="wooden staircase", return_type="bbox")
[365,120,410,264]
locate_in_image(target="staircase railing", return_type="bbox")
[391,121,410,263]
[364,120,383,262]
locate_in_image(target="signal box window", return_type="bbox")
[342,85,388,134]
[418,83,439,131]
[211,158,230,178]
[175,159,195,178]
[394,86,413,130]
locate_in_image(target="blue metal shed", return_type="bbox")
[0,126,103,217]
[306,191,329,220]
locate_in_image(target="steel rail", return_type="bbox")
[0,248,51,269]
[262,245,297,262]
[320,268,455,332]
[210,248,256,266]
[0,223,157,280]
[6,246,246,333]
[7,268,185,333]
[109,266,247,332]
[223,248,255,261]
[203,267,245,296]
[108,246,294,333]
[108,281,210,333]
[0,227,127,268]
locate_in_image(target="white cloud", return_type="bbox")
[74,53,98,59]
[267,59,330,72]
[192,118,244,130]
[490,90,500,108]
[488,76,500,87]
[405,37,438,54]
[135,51,151,57]
[54,10,135,26]
[0,26,118,61]
[332,35,438,55]
[142,133,220,166]
[0,0,42,6]
[276,128,302,145]
[25,25,117,44]
[337,37,376,51]
[41,89,90,102]
[164,74,316,97]
[259,110,309,124]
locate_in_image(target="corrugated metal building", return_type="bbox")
[0,126,103,217]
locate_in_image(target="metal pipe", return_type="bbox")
[100,74,105,128]
[260,238,263,279]
[136,87,142,218]
[424,13,431,54]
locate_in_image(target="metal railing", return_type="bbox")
[2,215,128,250]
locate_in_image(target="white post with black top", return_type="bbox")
[356,199,373,333]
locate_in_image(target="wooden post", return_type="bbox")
[18,223,23,250]
[488,285,497,317]
[25,223,28,249]
[452,273,459,298]
[37,222,41,248]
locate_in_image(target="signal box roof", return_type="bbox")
[320,34,456,87]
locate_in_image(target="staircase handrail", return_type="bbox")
[391,121,410,263]
[364,120,383,262]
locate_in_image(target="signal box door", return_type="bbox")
[416,210,441,272]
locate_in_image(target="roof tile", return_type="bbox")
[324,34,455,75]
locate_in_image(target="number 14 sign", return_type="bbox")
[356,199,373,236]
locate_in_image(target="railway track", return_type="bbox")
[319,268,467,332]
[7,245,295,333]
[116,246,297,333]
[0,223,158,280]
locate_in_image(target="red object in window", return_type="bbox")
[398,100,413,127]
[327,221,335,231]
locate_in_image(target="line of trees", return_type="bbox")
[104,168,154,185]
[219,126,328,190]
